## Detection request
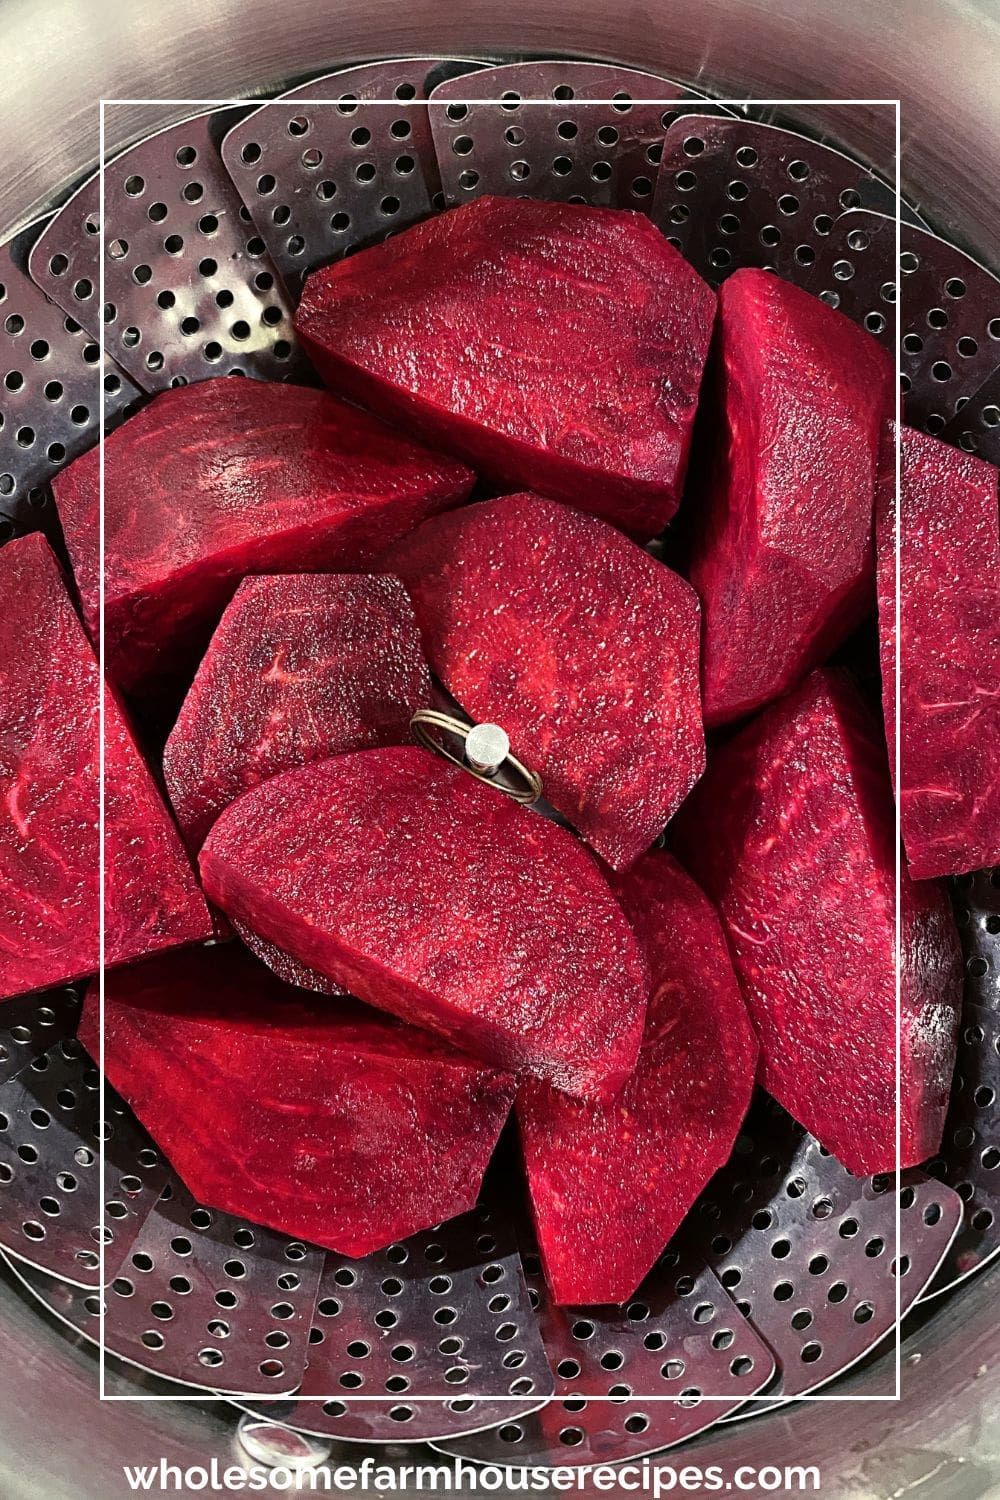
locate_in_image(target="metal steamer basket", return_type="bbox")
[0,3,998,1495]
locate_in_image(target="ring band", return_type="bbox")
[410,709,544,806]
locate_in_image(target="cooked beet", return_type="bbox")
[52,378,473,696]
[518,851,756,1304]
[0,535,210,1000]
[383,493,704,870]
[688,269,894,727]
[673,669,962,1175]
[878,426,1000,878]
[200,746,648,1099]
[163,573,432,850]
[296,196,716,539]
[80,945,516,1256]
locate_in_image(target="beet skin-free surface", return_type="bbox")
[200,746,648,1100]
[296,196,716,539]
[81,946,516,1256]
[52,378,473,696]
[384,493,704,870]
[0,535,210,1000]
[689,269,894,727]
[518,851,756,1304]
[163,573,431,850]
[877,425,1000,878]
[674,669,962,1175]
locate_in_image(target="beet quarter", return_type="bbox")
[296,196,716,539]
[80,946,516,1256]
[673,669,962,1176]
[688,269,894,727]
[163,573,432,850]
[877,426,1000,879]
[200,746,647,1099]
[383,493,704,870]
[52,378,473,697]
[0,535,210,1000]
[518,851,756,1305]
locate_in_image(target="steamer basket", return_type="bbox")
[0,2,999,1495]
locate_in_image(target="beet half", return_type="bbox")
[688,269,894,727]
[674,669,962,1175]
[296,196,716,539]
[81,945,515,1256]
[518,851,756,1304]
[163,573,431,850]
[383,493,705,870]
[200,746,648,1100]
[878,426,1000,878]
[0,534,210,1000]
[52,378,473,697]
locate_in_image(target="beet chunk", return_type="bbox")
[0,535,210,1000]
[52,378,473,696]
[688,269,894,727]
[200,746,647,1099]
[80,945,515,1256]
[383,493,704,870]
[673,669,961,1175]
[518,852,756,1305]
[296,196,715,539]
[877,426,1000,878]
[163,574,431,850]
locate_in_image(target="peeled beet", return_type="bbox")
[673,669,962,1175]
[688,269,894,727]
[0,535,210,1000]
[878,426,1000,878]
[163,573,431,850]
[52,378,473,696]
[296,196,716,539]
[518,851,756,1305]
[80,945,516,1256]
[200,746,648,1099]
[383,494,704,870]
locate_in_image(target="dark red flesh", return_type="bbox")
[688,269,894,727]
[518,851,756,1305]
[80,945,516,1256]
[52,377,473,697]
[878,425,1000,878]
[296,196,716,539]
[163,573,432,850]
[0,535,210,1000]
[673,669,962,1175]
[199,746,648,1099]
[383,493,705,870]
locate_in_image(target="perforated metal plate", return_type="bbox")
[234,1199,553,1443]
[433,1232,775,1468]
[28,110,305,392]
[940,366,1000,463]
[428,61,720,213]
[0,1041,168,1286]
[685,1098,961,1420]
[0,224,141,540]
[221,60,480,295]
[650,116,899,287]
[0,986,81,1086]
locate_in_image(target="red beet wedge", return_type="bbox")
[877,426,1000,878]
[200,746,648,1099]
[0,535,210,1000]
[519,851,756,1305]
[688,269,894,727]
[163,573,432,850]
[296,196,716,540]
[673,669,962,1175]
[52,378,474,697]
[80,946,516,1256]
[383,493,704,871]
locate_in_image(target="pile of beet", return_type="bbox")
[3,193,989,1308]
